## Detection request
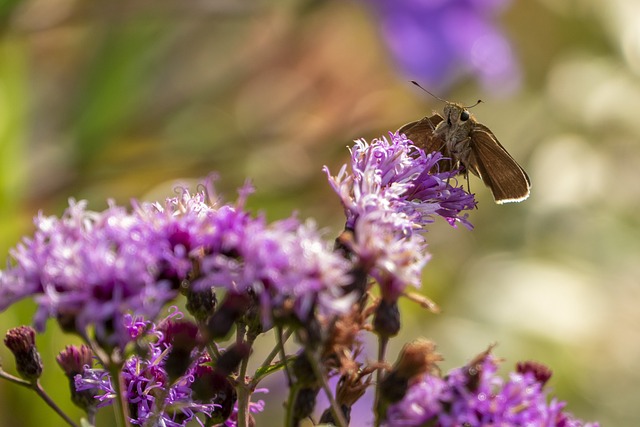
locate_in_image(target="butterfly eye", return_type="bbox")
[460,110,470,121]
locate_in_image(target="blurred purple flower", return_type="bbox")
[0,199,181,348]
[385,354,599,427]
[0,176,353,344]
[195,212,354,324]
[366,0,521,94]
[142,178,354,324]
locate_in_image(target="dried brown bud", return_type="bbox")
[379,371,409,404]
[322,309,364,364]
[462,344,496,392]
[393,339,442,380]
[4,326,43,382]
[516,360,553,385]
[379,340,443,407]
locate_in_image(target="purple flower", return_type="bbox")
[324,132,475,300]
[0,199,180,348]
[325,132,475,231]
[366,0,521,94]
[0,176,353,344]
[144,177,354,325]
[75,308,265,427]
[232,217,354,322]
[223,389,268,427]
[385,354,599,427]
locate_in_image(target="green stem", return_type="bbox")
[302,346,347,427]
[86,407,97,427]
[0,369,79,427]
[285,382,301,427]
[374,336,389,427]
[235,378,251,427]
[276,325,293,386]
[206,341,221,359]
[108,361,131,427]
[0,368,30,387]
[34,382,81,427]
[235,328,255,427]
[236,321,247,346]
[79,331,131,427]
[250,328,293,388]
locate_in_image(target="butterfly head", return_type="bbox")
[443,103,473,127]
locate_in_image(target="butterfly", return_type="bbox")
[399,82,530,204]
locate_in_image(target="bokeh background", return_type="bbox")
[0,0,637,425]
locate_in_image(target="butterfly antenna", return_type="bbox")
[410,81,448,103]
[465,99,483,109]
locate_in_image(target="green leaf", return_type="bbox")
[253,355,295,384]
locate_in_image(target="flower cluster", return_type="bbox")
[138,180,353,327]
[0,177,352,348]
[0,198,181,349]
[324,132,475,303]
[0,132,599,427]
[325,132,475,231]
[385,353,599,427]
[75,308,266,427]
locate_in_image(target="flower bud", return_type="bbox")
[56,344,93,377]
[461,345,495,392]
[161,320,201,382]
[56,345,98,413]
[516,360,552,386]
[216,343,251,376]
[185,286,217,322]
[378,339,443,419]
[191,364,237,424]
[373,299,400,338]
[292,386,319,424]
[4,326,43,382]
[292,352,318,387]
[319,404,351,426]
[205,292,250,340]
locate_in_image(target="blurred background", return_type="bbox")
[0,0,637,425]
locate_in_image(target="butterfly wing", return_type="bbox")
[468,124,531,204]
[398,114,455,172]
[398,114,443,150]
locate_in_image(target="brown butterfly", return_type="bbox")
[399,81,531,204]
